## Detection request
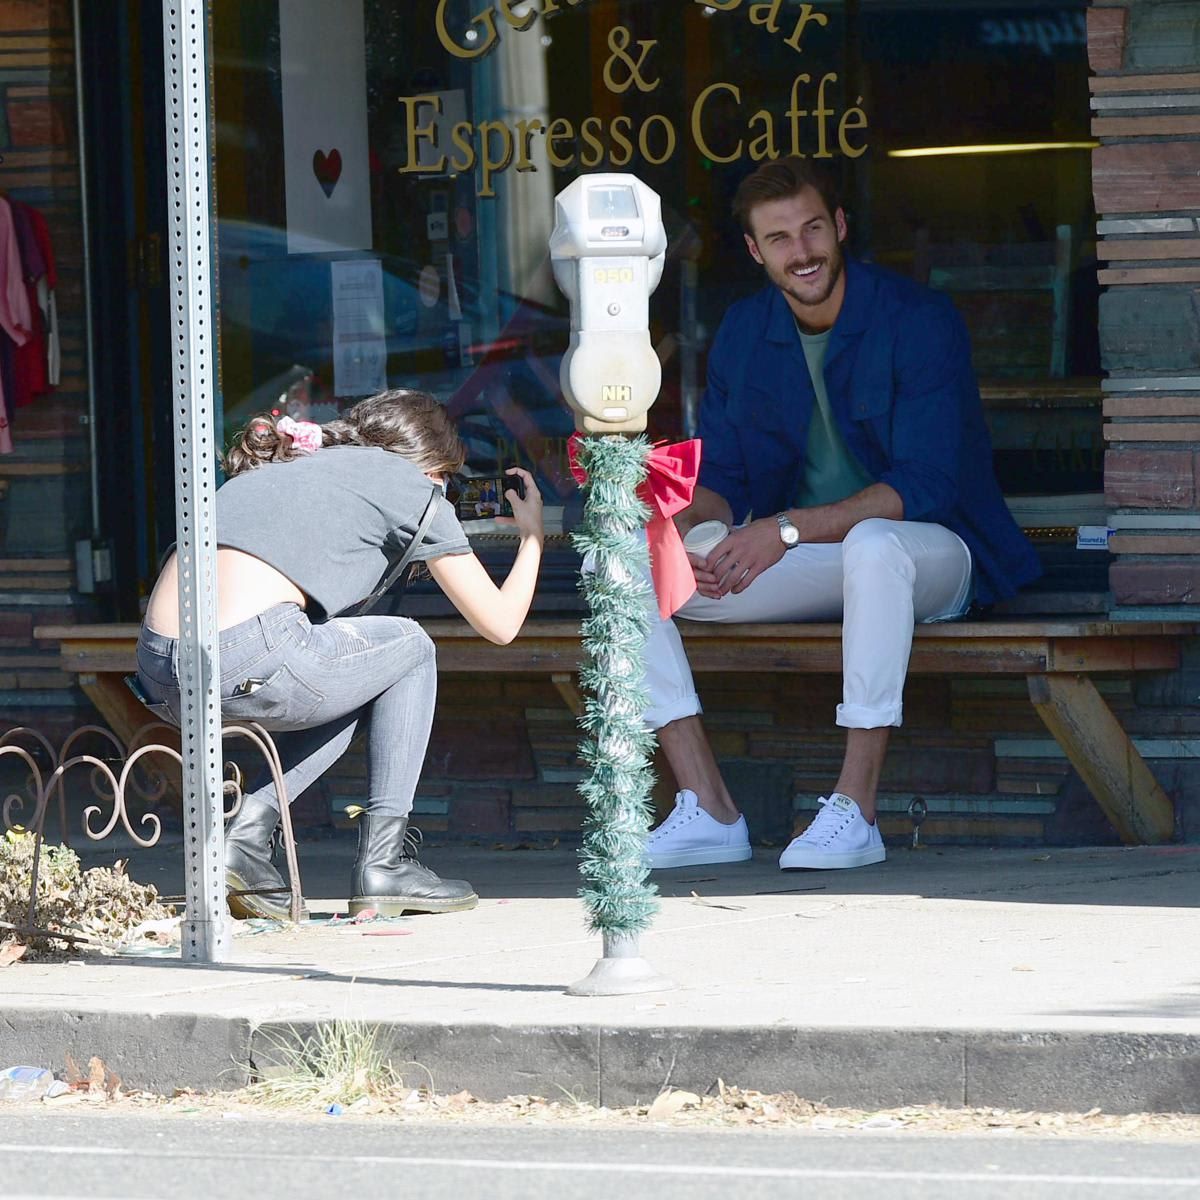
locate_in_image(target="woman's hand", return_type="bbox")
[430,465,544,644]
[497,467,543,540]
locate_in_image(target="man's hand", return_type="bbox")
[692,518,786,598]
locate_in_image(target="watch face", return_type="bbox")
[778,517,800,546]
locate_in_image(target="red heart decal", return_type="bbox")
[313,149,342,198]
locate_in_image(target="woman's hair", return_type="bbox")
[222,389,466,478]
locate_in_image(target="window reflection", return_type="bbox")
[211,0,1098,511]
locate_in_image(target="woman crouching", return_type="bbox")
[135,389,543,920]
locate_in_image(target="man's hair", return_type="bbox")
[732,158,843,236]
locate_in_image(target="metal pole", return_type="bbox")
[162,0,230,962]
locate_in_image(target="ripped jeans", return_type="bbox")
[135,602,437,816]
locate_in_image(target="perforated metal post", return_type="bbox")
[163,0,231,961]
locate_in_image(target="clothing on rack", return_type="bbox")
[25,202,59,389]
[10,199,48,407]
[0,195,33,455]
[0,195,60,452]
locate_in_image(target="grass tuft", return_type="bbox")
[244,1021,401,1110]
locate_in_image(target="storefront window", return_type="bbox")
[211,0,1097,510]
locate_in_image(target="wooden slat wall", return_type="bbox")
[1091,2,1200,612]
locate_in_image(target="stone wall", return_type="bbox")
[307,660,1194,849]
[1092,3,1200,607]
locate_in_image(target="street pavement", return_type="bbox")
[4,1112,1200,1200]
[2,836,1199,1113]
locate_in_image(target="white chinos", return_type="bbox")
[644,518,973,731]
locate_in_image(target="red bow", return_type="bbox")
[569,434,701,619]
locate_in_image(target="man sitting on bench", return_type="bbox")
[645,158,1040,872]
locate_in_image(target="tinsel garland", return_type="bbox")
[570,434,660,937]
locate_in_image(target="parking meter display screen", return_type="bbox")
[588,187,638,221]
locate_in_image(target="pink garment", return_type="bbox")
[0,197,32,454]
[11,199,49,405]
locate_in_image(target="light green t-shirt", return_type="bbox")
[794,324,874,509]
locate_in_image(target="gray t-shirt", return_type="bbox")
[216,445,470,619]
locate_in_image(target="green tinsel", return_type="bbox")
[570,434,660,937]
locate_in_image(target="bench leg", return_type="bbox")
[1026,673,1175,845]
[551,672,585,718]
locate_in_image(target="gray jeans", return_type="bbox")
[135,603,437,817]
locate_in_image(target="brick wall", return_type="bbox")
[304,660,1196,849]
[1091,3,1200,610]
[0,0,102,739]
[1081,0,1200,837]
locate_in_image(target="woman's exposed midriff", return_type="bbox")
[143,547,308,638]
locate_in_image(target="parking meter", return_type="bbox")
[550,174,668,434]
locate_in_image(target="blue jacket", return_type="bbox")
[696,258,1041,606]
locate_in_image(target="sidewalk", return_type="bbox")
[3,835,1199,1114]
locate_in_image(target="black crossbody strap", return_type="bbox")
[342,487,441,617]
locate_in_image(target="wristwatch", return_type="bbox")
[776,512,801,547]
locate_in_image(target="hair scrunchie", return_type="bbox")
[277,416,323,455]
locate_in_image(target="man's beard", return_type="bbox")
[772,244,844,310]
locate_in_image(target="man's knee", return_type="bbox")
[842,518,916,584]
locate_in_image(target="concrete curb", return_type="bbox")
[5,1010,1198,1114]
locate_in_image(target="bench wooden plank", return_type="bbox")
[33,620,1192,677]
[1028,674,1175,844]
[31,618,1193,846]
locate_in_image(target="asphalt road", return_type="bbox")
[3,1113,1200,1199]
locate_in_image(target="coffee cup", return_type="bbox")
[683,520,729,561]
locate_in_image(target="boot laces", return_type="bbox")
[401,825,424,862]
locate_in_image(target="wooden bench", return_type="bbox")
[33,617,1193,846]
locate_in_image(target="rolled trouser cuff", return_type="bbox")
[836,701,902,729]
[645,692,703,732]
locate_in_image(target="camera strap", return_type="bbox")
[339,487,441,618]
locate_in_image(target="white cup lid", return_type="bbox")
[683,520,729,554]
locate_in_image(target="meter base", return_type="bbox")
[566,934,675,997]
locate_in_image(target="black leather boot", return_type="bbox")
[224,793,308,922]
[349,811,477,916]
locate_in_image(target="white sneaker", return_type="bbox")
[646,790,752,869]
[778,793,886,870]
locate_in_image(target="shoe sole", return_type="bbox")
[647,845,753,870]
[225,869,309,922]
[778,846,887,870]
[348,892,479,917]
